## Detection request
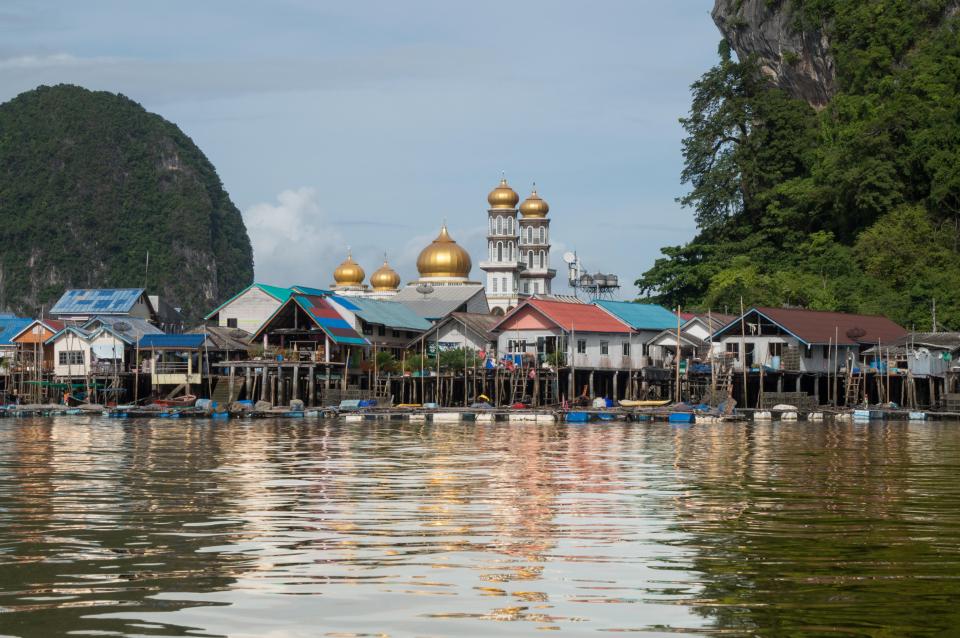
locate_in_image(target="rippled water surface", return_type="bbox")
[1,417,960,637]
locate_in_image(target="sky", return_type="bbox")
[0,1,721,298]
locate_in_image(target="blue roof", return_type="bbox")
[594,300,677,331]
[50,288,146,315]
[0,315,31,346]
[138,333,208,349]
[338,297,431,331]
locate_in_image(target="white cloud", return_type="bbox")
[0,53,121,69]
[243,187,344,287]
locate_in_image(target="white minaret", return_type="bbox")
[517,184,555,296]
[479,177,523,314]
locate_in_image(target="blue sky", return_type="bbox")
[0,1,721,297]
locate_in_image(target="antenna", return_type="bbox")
[143,251,150,291]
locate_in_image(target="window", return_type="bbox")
[508,339,527,353]
[805,345,814,359]
[769,342,783,357]
[523,282,529,294]
[488,242,494,261]
[600,341,609,355]
[502,277,508,292]
[59,351,83,366]
[492,277,498,293]
[539,227,546,243]
[377,325,386,337]
[226,317,238,328]
[526,227,533,244]
[622,342,631,356]
[509,243,515,261]
[527,252,533,268]
[496,216,503,235]
[726,342,739,354]
[508,217,514,234]
[497,241,503,262]
[822,345,830,358]
[577,339,587,354]
[533,282,539,294]
[540,250,546,268]
[392,330,401,338]
[362,322,373,336]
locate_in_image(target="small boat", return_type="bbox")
[668,413,695,424]
[619,399,671,408]
[908,411,927,421]
[154,394,197,407]
[565,412,590,423]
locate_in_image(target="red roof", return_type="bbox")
[733,307,907,345]
[496,299,633,334]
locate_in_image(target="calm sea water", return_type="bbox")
[1,417,959,637]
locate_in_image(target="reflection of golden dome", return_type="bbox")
[520,188,549,218]
[488,177,520,209]
[370,257,401,291]
[333,251,365,286]
[417,224,472,279]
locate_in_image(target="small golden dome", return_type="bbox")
[520,187,549,218]
[333,251,365,286]
[417,224,472,279]
[370,256,401,291]
[487,177,520,209]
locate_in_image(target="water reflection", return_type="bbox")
[0,418,959,636]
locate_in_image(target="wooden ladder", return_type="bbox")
[844,367,862,407]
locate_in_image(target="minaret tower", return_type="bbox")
[479,176,522,314]
[518,185,555,296]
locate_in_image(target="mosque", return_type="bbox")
[328,177,556,315]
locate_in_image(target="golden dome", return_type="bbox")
[416,224,472,279]
[520,187,549,218]
[370,256,401,291]
[333,251,365,287]
[487,177,520,209]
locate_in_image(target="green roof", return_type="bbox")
[594,300,677,331]
[332,296,432,331]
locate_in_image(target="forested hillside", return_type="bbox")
[637,0,960,329]
[0,84,253,320]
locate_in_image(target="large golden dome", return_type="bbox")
[487,177,520,209]
[416,224,472,279]
[333,251,365,287]
[520,187,549,218]
[370,256,401,291]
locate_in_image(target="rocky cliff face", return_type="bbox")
[0,85,254,320]
[712,0,836,109]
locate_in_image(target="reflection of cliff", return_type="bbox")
[0,418,255,637]
[666,421,960,635]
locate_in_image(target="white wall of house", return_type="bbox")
[432,322,493,353]
[51,332,128,377]
[496,329,643,369]
[716,335,859,373]
[217,287,283,333]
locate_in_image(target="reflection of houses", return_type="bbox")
[327,296,431,358]
[408,312,499,356]
[49,288,158,324]
[713,307,907,373]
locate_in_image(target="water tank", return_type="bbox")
[579,273,594,287]
[606,274,619,288]
[592,272,608,287]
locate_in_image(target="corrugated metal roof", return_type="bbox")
[495,299,633,334]
[408,312,499,348]
[0,315,31,346]
[715,307,908,345]
[50,288,146,315]
[83,316,163,342]
[190,325,253,350]
[340,297,431,331]
[393,285,486,320]
[594,300,677,330]
[138,333,209,349]
[291,295,368,346]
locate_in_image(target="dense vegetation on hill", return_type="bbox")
[637,0,960,329]
[0,84,253,320]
